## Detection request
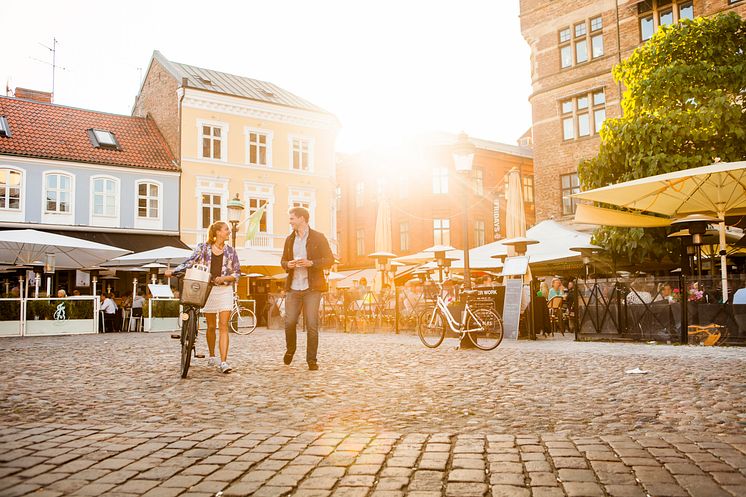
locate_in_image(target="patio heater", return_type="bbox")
[501,237,539,257]
[227,194,245,249]
[569,244,603,280]
[671,214,721,284]
[44,253,56,298]
[452,132,476,290]
[424,245,457,283]
[368,251,396,291]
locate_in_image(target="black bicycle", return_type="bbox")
[172,273,207,378]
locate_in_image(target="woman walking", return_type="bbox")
[168,221,241,373]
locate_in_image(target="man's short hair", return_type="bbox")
[289,206,310,222]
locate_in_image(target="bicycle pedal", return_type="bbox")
[170,333,180,339]
[194,353,205,359]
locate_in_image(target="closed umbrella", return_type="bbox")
[573,160,746,299]
[505,167,527,256]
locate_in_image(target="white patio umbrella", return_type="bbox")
[106,246,192,267]
[573,160,746,299]
[0,230,130,268]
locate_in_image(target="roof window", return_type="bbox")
[88,129,120,150]
[0,116,11,138]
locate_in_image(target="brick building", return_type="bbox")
[520,0,746,222]
[336,134,534,269]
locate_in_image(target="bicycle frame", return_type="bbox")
[427,295,485,334]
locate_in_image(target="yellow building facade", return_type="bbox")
[134,51,339,255]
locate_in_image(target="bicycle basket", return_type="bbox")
[181,264,212,307]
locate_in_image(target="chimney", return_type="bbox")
[14,87,53,103]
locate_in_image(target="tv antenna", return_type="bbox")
[29,37,67,101]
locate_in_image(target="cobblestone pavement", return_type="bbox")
[1,330,745,496]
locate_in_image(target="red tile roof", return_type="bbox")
[0,96,178,171]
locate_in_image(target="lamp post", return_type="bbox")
[227,193,245,248]
[452,132,476,291]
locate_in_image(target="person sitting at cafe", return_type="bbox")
[547,278,565,302]
[100,293,118,332]
[655,283,674,303]
[56,289,67,298]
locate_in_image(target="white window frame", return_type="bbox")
[244,181,276,236]
[288,135,315,172]
[42,170,74,225]
[356,228,365,256]
[0,167,25,222]
[432,167,449,194]
[474,219,486,247]
[433,218,450,246]
[134,180,163,230]
[197,119,229,162]
[199,192,224,230]
[90,175,120,227]
[244,127,273,167]
[399,222,409,252]
[289,187,316,226]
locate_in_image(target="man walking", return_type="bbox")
[281,206,334,370]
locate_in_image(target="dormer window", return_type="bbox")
[0,117,11,138]
[87,129,120,150]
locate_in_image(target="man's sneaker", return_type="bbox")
[207,356,219,368]
[220,362,233,374]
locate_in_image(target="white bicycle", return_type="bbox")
[230,294,257,335]
[417,284,503,350]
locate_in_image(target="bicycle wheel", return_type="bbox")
[417,307,446,348]
[231,307,257,335]
[466,308,504,350]
[180,308,197,378]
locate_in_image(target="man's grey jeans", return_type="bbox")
[284,289,321,364]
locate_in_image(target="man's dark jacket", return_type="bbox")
[281,228,334,292]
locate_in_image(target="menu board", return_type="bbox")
[502,278,523,339]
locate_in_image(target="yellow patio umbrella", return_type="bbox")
[504,167,527,256]
[573,160,746,299]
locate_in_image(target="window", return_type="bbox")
[247,198,268,232]
[88,129,120,150]
[356,228,365,256]
[433,219,450,246]
[560,90,606,141]
[400,222,409,252]
[523,175,535,204]
[291,137,312,171]
[432,167,448,194]
[355,181,365,208]
[639,1,693,42]
[45,173,72,213]
[473,167,484,196]
[201,125,222,159]
[137,182,159,219]
[558,16,603,68]
[201,194,222,229]
[0,116,11,138]
[247,130,271,166]
[561,173,581,216]
[92,177,117,217]
[0,169,21,210]
[474,220,485,247]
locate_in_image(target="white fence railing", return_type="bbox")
[0,296,99,337]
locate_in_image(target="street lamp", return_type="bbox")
[227,193,245,248]
[452,132,476,290]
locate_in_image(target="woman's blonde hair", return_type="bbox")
[207,221,229,245]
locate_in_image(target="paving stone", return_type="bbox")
[445,482,489,496]
[604,485,648,497]
[557,468,596,482]
[562,481,605,497]
[448,469,486,483]
[490,472,525,486]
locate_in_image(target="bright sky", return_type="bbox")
[1,1,532,153]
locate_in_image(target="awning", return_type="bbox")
[574,204,671,228]
[11,229,190,253]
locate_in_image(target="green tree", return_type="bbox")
[578,12,746,263]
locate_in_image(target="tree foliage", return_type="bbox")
[577,13,746,263]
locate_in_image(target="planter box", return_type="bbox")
[0,320,22,337]
[25,318,96,336]
[145,317,180,333]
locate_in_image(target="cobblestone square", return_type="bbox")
[1,330,745,496]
